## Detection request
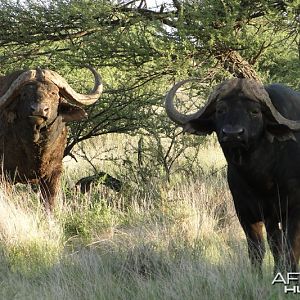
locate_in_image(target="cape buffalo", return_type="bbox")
[165,78,300,273]
[0,66,102,212]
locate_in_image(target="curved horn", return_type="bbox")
[0,70,38,108]
[43,65,103,106]
[235,78,300,131]
[0,66,103,108]
[165,78,216,125]
[263,95,300,131]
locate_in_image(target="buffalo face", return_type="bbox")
[18,82,88,128]
[182,94,266,165]
[19,82,60,127]
[215,95,264,149]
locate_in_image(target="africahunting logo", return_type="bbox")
[272,273,300,294]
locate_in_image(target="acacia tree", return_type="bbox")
[0,0,299,160]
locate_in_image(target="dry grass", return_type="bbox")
[0,135,289,299]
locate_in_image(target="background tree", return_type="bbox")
[0,0,300,176]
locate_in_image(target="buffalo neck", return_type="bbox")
[33,116,65,145]
[12,115,65,146]
[222,134,278,190]
[1,116,67,182]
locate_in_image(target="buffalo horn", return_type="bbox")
[263,96,300,131]
[165,78,216,125]
[0,70,37,108]
[215,78,300,131]
[0,66,103,108]
[41,65,103,106]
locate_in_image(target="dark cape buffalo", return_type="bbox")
[0,66,102,212]
[165,78,300,273]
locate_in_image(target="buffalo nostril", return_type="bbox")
[237,128,244,134]
[222,126,245,138]
[30,104,37,113]
[30,104,49,117]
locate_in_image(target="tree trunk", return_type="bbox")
[217,50,262,83]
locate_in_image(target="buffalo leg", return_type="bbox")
[266,220,285,273]
[284,209,300,272]
[241,221,265,274]
[39,170,61,212]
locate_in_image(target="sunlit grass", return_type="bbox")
[0,188,63,274]
[0,135,289,299]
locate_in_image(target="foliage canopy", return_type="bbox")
[0,0,300,166]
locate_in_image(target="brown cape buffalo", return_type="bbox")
[0,66,102,212]
[166,78,300,273]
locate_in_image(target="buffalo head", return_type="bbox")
[165,78,300,164]
[0,66,103,141]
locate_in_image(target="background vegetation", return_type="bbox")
[0,0,300,298]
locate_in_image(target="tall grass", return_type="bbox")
[0,136,289,299]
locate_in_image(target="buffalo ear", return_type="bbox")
[265,122,296,142]
[183,118,215,135]
[58,102,87,122]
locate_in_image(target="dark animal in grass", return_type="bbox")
[0,66,103,212]
[166,78,300,274]
[76,172,122,193]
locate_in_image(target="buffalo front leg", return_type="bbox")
[241,221,265,274]
[266,220,285,274]
[284,208,300,272]
[39,170,62,212]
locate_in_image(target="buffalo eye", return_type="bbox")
[249,109,261,117]
[21,91,28,98]
[216,106,227,116]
